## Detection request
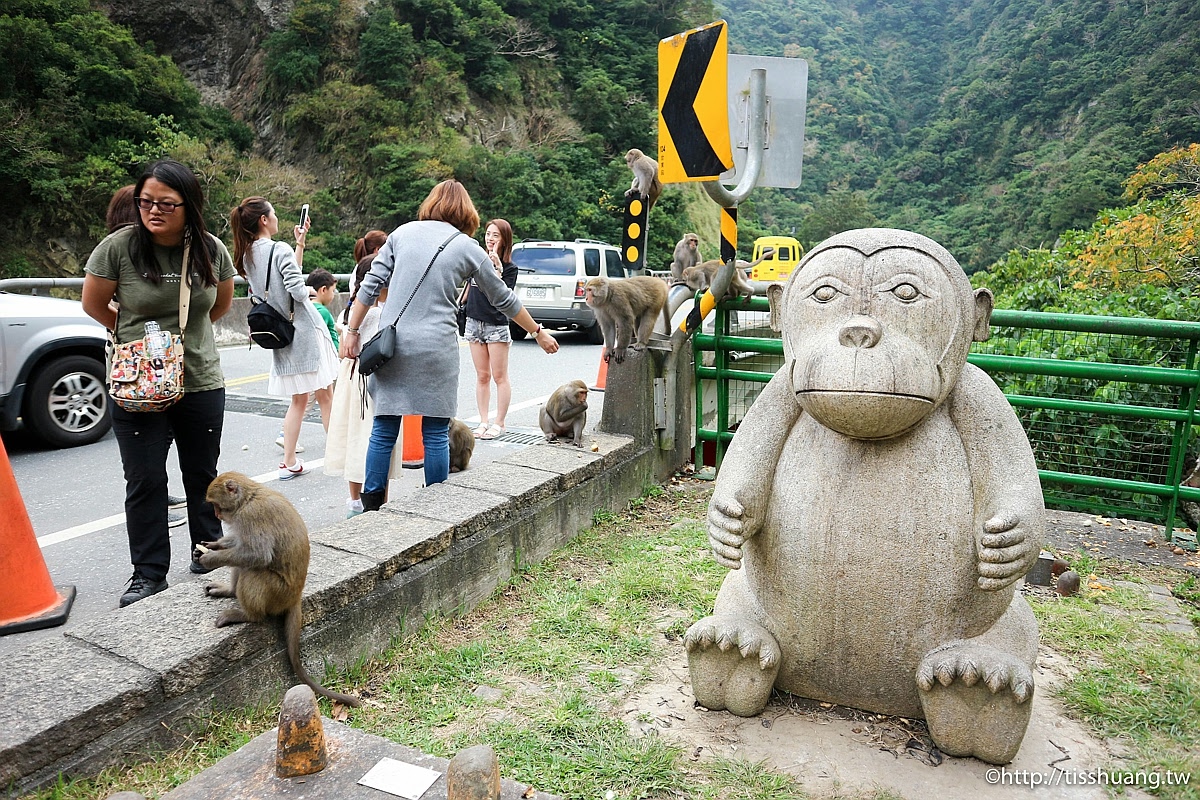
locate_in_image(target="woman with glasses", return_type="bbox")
[82,159,237,608]
[230,197,337,479]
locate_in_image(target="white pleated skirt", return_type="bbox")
[267,340,339,397]
[323,357,401,483]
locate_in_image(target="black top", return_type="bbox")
[464,260,518,325]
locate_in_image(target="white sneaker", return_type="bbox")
[275,434,304,454]
[279,459,311,480]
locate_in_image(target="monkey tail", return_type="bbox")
[284,604,363,708]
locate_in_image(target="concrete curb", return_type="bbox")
[1,432,653,794]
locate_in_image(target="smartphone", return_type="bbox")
[298,204,310,230]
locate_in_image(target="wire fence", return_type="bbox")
[695,299,1200,540]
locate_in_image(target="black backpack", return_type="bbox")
[247,243,295,349]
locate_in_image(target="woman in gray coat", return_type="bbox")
[340,180,558,508]
[232,197,338,480]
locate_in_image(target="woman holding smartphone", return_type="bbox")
[230,197,338,479]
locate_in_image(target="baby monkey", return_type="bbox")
[196,471,361,708]
[540,379,588,447]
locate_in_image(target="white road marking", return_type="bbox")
[37,459,325,549]
[459,394,548,424]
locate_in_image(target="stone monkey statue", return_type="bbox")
[670,233,701,282]
[197,472,362,707]
[584,276,668,363]
[540,379,588,447]
[624,148,662,211]
[684,228,1043,765]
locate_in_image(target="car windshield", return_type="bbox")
[512,247,575,275]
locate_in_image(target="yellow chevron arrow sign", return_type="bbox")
[658,20,732,183]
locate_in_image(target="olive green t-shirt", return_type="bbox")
[85,227,237,392]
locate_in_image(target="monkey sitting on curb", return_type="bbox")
[196,472,362,708]
[540,379,588,447]
[449,418,474,472]
[624,148,663,211]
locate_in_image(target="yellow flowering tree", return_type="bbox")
[1072,145,1200,288]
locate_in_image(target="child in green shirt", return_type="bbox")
[305,268,339,349]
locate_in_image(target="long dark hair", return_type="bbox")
[128,160,218,287]
[230,196,272,277]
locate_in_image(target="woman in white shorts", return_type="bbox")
[465,219,519,440]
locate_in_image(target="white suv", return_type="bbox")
[0,292,111,447]
[509,239,626,343]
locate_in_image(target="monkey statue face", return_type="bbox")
[769,229,993,440]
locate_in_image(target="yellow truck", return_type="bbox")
[749,236,804,282]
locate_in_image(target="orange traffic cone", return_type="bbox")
[591,352,608,392]
[0,436,74,636]
[401,414,424,469]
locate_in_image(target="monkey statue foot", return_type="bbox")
[683,615,781,717]
[916,640,1035,764]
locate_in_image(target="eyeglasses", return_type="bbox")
[135,197,184,214]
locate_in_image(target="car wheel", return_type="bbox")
[585,323,605,345]
[510,323,528,341]
[24,354,111,448]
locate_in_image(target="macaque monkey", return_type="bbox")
[624,148,662,211]
[197,472,362,708]
[584,276,668,363]
[670,233,701,282]
[540,379,589,447]
[681,248,776,300]
[449,418,474,472]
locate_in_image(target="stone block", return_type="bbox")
[447,461,561,506]
[300,545,383,624]
[161,719,559,799]
[499,443,603,490]
[385,483,510,540]
[310,512,456,579]
[0,638,157,785]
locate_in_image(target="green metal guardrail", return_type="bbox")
[694,298,1200,540]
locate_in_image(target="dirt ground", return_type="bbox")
[613,508,1197,800]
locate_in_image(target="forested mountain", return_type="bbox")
[723,0,1200,270]
[2,0,1199,278]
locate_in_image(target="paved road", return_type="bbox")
[1,330,605,655]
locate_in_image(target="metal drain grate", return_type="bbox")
[493,429,544,445]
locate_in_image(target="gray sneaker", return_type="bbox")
[168,511,186,528]
[167,494,187,509]
[119,572,168,608]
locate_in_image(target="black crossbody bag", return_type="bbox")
[247,243,296,349]
[359,231,461,376]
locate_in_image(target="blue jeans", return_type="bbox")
[364,415,450,492]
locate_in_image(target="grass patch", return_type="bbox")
[19,484,1200,799]
[1029,556,1200,798]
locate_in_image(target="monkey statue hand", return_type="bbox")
[976,512,1038,591]
[707,490,759,570]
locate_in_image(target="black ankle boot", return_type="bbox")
[360,490,386,512]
